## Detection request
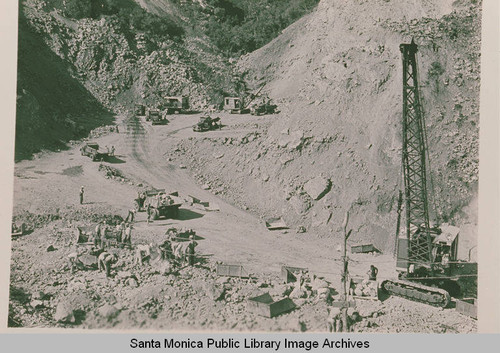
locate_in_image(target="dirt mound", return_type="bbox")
[171,0,481,252]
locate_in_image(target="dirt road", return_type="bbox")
[13,113,397,286]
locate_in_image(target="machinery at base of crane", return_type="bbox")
[380,40,477,309]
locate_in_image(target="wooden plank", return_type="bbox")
[455,299,477,319]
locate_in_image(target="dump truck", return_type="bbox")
[192,116,221,132]
[164,96,189,114]
[135,104,146,116]
[146,109,161,122]
[134,189,181,220]
[80,142,109,161]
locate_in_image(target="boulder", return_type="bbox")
[278,130,304,150]
[126,278,139,287]
[30,299,44,309]
[204,283,225,301]
[32,290,45,300]
[54,301,76,323]
[311,208,332,228]
[289,195,310,214]
[304,177,331,200]
[98,304,120,321]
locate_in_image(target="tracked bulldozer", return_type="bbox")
[379,40,477,309]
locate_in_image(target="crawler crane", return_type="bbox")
[380,40,477,308]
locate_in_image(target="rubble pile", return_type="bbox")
[10,214,476,332]
[98,164,128,182]
[88,125,118,139]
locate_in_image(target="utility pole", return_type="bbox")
[340,210,353,332]
[394,190,403,258]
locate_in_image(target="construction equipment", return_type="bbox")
[134,104,146,116]
[11,222,26,237]
[380,40,477,308]
[223,97,250,114]
[224,84,266,114]
[151,111,169,125]
[80,142,109,161]
[146,109,160,123]
[164,96,189,114]
[134,189,181,220]
[250,101,278,115]
[192,116,221,132]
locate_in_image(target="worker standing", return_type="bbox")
[187,235,198,266]
[79,186,85,204]
[147,204,152,224]
[111,146,115,156]
[125,209,136,223]
[367,265,378,281]
[123,224,132,244]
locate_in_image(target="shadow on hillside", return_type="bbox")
[15,15,114,162]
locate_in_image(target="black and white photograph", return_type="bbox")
[4,0,490,334]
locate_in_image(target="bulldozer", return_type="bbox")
[134,189,182,220]
[192,116,221,132]
[250,99,278,116]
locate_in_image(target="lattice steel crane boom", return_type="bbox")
[400,39,433,270]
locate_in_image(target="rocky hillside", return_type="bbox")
[176,0,481,252]
[15,0,240,160]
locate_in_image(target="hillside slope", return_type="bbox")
[15,14,113,160]
[15,0,239,160]
[177,0,480,253]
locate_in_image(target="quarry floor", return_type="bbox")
[9,113,476,332]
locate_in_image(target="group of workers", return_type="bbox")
[90,221,133,248]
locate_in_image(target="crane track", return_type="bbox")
[381,279,451,308]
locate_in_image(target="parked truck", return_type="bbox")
[80,142,109,161]
[164,96,189,114]
[134,189,182,220]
